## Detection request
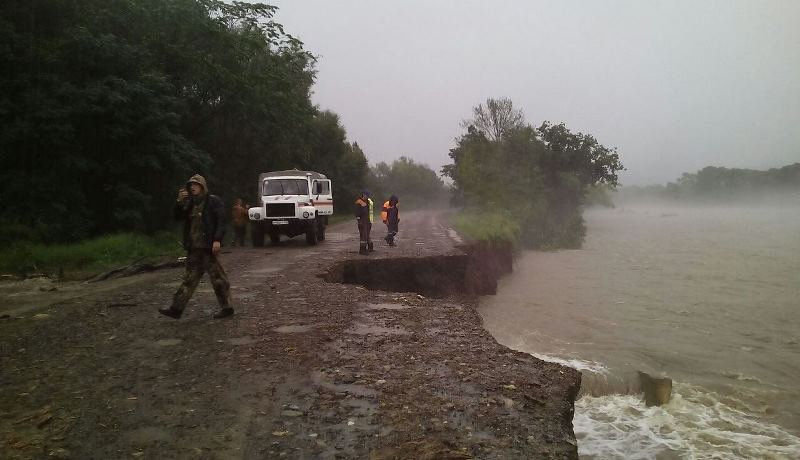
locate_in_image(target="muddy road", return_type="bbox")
[1,211,580,459]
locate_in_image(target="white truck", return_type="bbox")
[248,170,333,246]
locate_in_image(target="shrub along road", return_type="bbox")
[0,211,580,459]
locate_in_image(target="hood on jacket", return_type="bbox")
[186,174,208,194]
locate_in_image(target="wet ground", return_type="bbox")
[0,211,580,459]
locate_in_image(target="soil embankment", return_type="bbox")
[0,211,580,459]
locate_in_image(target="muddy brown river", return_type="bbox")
[480,205,800,459]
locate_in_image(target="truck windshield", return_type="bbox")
[263,179,309,196]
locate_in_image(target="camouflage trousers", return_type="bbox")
[171,249,231,312]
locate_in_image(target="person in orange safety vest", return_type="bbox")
[381,195,399,246]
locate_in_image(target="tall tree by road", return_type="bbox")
[461,97,526,142]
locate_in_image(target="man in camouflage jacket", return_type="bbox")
[159,174,234,319]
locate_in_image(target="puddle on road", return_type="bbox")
[312,372,377,397]
[284,297,307,303]
[245,267,282,276]
[227,336,256,345]
[274,324,316,333]
[235,292,258,301]
[360,302,411,311]
[125,426,172,444]
[158,281,181,289]
[346,323,410,336]
[320,233,349,243]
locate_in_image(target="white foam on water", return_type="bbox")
[574,382,800,460]
[530,352,609,375]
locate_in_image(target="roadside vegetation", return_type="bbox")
[452,210,521,247]
[444,98,624,249]
[0,232,184,279]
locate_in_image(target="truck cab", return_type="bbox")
[248,170,333,246]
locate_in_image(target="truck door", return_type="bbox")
[312,180,333,215]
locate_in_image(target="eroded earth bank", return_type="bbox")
[1,211,580,459]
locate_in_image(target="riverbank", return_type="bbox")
[0,211,580,459]
[479,205,800,458]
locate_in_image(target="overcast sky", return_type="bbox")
[268,0,799,185]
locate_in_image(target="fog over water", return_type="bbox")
[479,204,800,458]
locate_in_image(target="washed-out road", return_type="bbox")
[0,211,580,459]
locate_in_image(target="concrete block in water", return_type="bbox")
[639,371,672,406]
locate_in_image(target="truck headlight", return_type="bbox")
[253,213,260,220]
[302,211,309,218]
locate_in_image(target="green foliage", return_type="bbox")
[444,98,624,248]
[0,0,369,243]
[367,157,447,208]
[452,209,521,246]
[0,231,184,279]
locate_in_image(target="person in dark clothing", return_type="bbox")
[381,195,400,246]
[354,190,373,255]
[231,198,248,247]
[159,174,234,319]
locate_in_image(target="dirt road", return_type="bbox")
[1,211,580,459]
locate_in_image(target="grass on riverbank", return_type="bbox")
[452,209,521,246]
[0,231,185,280]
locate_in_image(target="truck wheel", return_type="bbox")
[316,219,326,241]
[270,233,281,246]
[251,223,265,247]
[305,220,318,245]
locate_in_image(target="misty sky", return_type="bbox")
[268,0,799,185]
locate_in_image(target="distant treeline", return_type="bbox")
[0,0,374,243]
[368,157,447,209]
[444,98,624,248]
[618,164,800,203]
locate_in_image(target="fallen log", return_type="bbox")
[84,258,184,283]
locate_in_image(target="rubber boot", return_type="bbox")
[368,240,374,252]
[359,242,369,255]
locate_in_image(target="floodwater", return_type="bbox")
[479,205,800,459]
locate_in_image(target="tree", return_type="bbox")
[368,157,446,207]
[0,0,369,242]
[658,163,800,202]
[444,99,624,248]
[0,0,208,240]
[460,97,525,141]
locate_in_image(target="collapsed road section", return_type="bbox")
[0,211,581,459]
[321,243,515,298]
